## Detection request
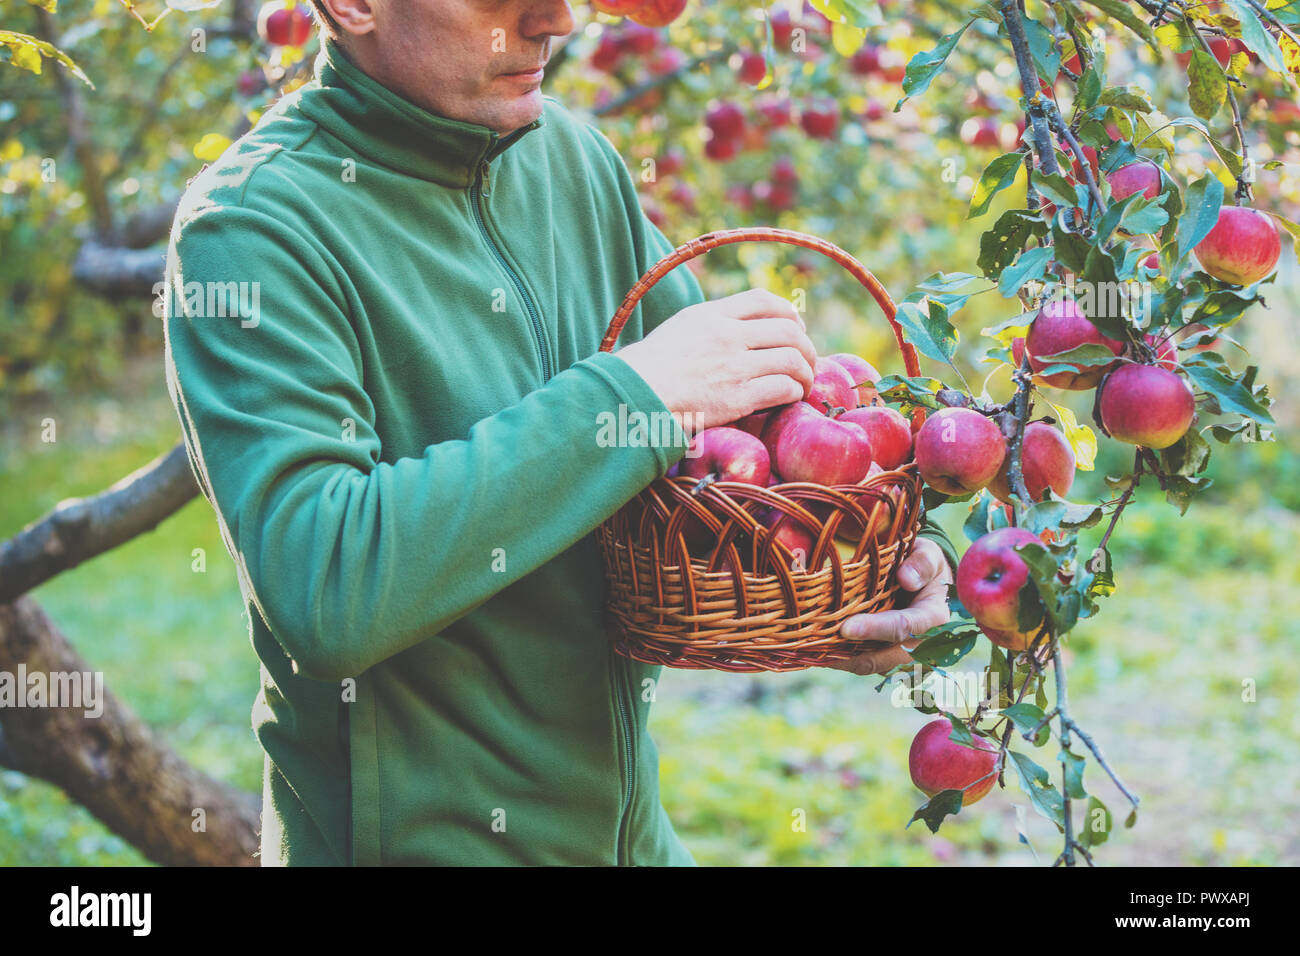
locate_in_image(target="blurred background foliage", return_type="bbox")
[1,0,1298,864]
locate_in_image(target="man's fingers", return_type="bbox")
[826,641,914,676]
[717,289,804,328]
[741,319,818,370]
[898,537,949,592]
[841,595,951,644]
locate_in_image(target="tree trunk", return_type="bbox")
[0,597,260,866]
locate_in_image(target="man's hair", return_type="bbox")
[308,0,342,37]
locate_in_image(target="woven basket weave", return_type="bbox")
[596,227,926,672]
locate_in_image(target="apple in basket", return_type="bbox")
[834,461,906,542]
[826,352,883,406]
[775,410,874,485]
[806,357,859,414]
[671,426,770,554]
[756,507,821,573]
[837,405,913,470]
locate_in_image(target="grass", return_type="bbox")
[2,355,1298,865]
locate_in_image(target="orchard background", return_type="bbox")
[2,0,1299,865]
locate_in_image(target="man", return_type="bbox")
[162,0,955,866]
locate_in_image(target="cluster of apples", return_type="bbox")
[664,353,916,570]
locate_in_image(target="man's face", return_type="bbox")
[337,0,576,135]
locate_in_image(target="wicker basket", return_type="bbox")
[596,227,927,672]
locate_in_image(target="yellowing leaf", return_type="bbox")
[832,23,867,58]
[1280,33,1300,81]
[1047,399,1098,471]
[193,133,232,162]
[6,40,43,75]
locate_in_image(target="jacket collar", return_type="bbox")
[294,37,544,189]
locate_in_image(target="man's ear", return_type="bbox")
[320,0,378,38]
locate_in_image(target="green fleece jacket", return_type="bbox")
[162,38,958,866]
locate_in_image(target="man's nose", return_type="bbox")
[522,0,576,40]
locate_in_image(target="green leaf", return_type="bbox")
[1033,170,1080,209]
[969,151,1026,219]
[1266,211,1300,265]
[1061,747,1088,799]
[1003,702,1051,746]
[1077,65,1102,109]
[1188,48,1228,121]
[1081,0,1156,44]
[1024,497,1103,536]
[875,374,944,410]
[1009,751,1065,828]
[1158,427,1211,477]
[907,789,965,833]
[1082,795,1112,846]
[979,210,1048,278]
[1097,85,1155,112]
[1125,806,1139,829]
[998,246,1054,297]
[896,300,959,365]
[916,272,985,294]
[899,21,973,105]
[1182,360,1275,423]
[1021,16,1061,82]
[1174,174,1225,269]
[1120,195,1171,235]
[963,493,994,544]
[1227,0,1288,74]
[908,624,979,666]
[1164,474,1214,514]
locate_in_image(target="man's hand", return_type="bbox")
[823,537,953,676]
[615,289,818,431]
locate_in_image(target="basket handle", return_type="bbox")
[598,227,924,427]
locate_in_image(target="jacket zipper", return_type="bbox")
[609,648,636,865]
[470,161,553,382]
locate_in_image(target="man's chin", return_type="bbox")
[489,92,545,134]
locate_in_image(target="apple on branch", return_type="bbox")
[908,718,1000,807]
[1097,363,1195,449]
[956,526,1045,651]
[987,421,1075,505]
[1194,206,1281,286]
[1025,299,1123,390]
[915,407,1007,496]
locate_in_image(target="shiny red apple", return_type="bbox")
[1194,206,1281,286]
[838,406,912,470]
[909,718,1000,806]
[987,422,1075,505]
[956,526,1043,633]
[1026,299,1124,390]
[914,407,1006,495]
[1098,363,1196,449]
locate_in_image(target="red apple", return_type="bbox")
[775,415,874,485]
[799,99,840,139]
[657,146,685,177]
[956,526,1043,633]
[618,22,660,54]
[679,426,771,487]
[757,508,821,572]
[704,136,740,162]
[725,183,756,212]
[1106,160,1161,202]
[592,0,646,13]
[756,94,795,128]
[1026,299,1124,390]
[914,407,1007,496]
[850,44,882,76]
[759,402,821,463]
[961,117,1001,148]
[1194,206,1281,285]
[1098,363,1196,449]
[908,718,1000,806]
[738,52,767,86]
[987,422,1075,505]
[705,101,746,140]
[770,9,795,47]
[666,182,696,213]
[628,0,688,27]
[731,410,771,437]
[771,155,799,186]
[807,357,858,413]
[838,406,912,470]
[258,1,313,46]
[1011,336,1027,368]
[647,45,686,76]
[826,352,881,406]
[590,35,624,71]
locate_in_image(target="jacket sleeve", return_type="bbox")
[163,204,689,682]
